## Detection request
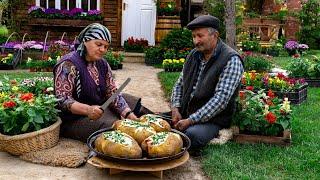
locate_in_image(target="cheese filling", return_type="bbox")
[103,131,132,146]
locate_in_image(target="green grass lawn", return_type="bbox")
[157,70,320,179]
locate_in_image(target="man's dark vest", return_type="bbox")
[53,51,108,121]
[181,39,243,128]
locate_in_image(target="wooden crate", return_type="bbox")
[232,127,291,146]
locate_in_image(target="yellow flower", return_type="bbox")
[0,92,5,99]
[12,86,19,92]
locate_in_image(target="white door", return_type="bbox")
[121,0,156,46]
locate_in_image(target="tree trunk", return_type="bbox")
[225,0,236,50]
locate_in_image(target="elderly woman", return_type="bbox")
[53,23,151,142]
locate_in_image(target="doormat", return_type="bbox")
[20,138,89,168]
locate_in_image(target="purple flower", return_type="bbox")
[70,8,83,16]
[60,9,72,17]
[23,41,37,48]
[88,10,101,15]
[13,44,23,50]
[298,44,309,50]
[54,40,68,46]
[30,44,44,50]
[284,40,299,50]
[28,6,45,14]
[45,8,61,14]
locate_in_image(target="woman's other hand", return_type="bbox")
[87,105,103,120]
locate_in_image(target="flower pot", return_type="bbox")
[117,63,123,69]
[232,126,291,146]
[273,84,308,105]
[0,118,62,155]
[305,78,320,87]
[110,64,118,70]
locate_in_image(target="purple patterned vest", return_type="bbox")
[54,51,108,120]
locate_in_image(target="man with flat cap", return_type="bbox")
[170,15,244,155]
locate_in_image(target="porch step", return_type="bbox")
[122,52,145,63]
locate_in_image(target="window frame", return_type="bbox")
[35,0,101,11]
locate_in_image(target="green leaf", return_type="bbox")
[27,108,36,117]
[279,120,289,130]
[34,115,44,124]
[21,122,30,132]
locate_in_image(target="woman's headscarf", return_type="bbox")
[76,23,112,57]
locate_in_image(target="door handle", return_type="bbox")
[123,3,127,11]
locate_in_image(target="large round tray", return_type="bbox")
[87,127,191,163]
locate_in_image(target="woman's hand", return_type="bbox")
[171,107,182,125]
[127,112,139,120]
[87,105,103,120]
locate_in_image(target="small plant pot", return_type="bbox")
[117,63,123,69]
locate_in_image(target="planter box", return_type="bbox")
[232,126,291,146]
[305,78,320,87]
[0,51,22,70]
[164,67,182,72]
[273,84,308,105]
[28,18,103,28]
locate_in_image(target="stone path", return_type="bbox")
[0,63,209,180]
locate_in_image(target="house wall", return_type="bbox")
[11,0,122,47]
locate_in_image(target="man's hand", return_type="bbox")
[174,119,193,132]
[171,107,182,125]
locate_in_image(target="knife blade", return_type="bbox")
[99,77,131,112]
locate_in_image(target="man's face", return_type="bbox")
[84,39,109,61]
[192,27,217,53]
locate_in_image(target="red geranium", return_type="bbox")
[239,91,245,100]
[3,101,16,108]
[267,89,275,99]
[246,86,254,91]
[20,93,34,102]
[265,112,277,124]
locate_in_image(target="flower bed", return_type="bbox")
[241,72,308,104]
[232,90,292,145]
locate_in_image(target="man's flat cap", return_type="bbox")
[186,15,220,30]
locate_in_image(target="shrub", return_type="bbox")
[103,50,124,67]
[244,55,272,72]
[298,0,320,49]
[160,28,193,50]
[144,47,163,65]
[286,57,310,78]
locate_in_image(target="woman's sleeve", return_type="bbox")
[54,61,77,112]
[105,65,131,117]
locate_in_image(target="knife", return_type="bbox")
[99,78,131,112]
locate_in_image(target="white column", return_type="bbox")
[67,0,69,10]
[76,0,81,8]
[97,0,100,10]
[35,0,40,6]
[46,0,49,8]
[88,0,91,10]
[55,0,61,9]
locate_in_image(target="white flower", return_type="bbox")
[46,87,54,92]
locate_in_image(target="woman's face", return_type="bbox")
[84,39,109,62]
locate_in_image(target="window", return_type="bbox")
[35,0,100,11]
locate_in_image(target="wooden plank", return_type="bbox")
[87,152,189,172]
[232,127,291,146]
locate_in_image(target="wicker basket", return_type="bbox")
[0,118,62,155]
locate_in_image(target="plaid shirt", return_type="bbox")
[171,55,243,123]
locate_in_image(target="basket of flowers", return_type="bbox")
[0,77,61,155]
